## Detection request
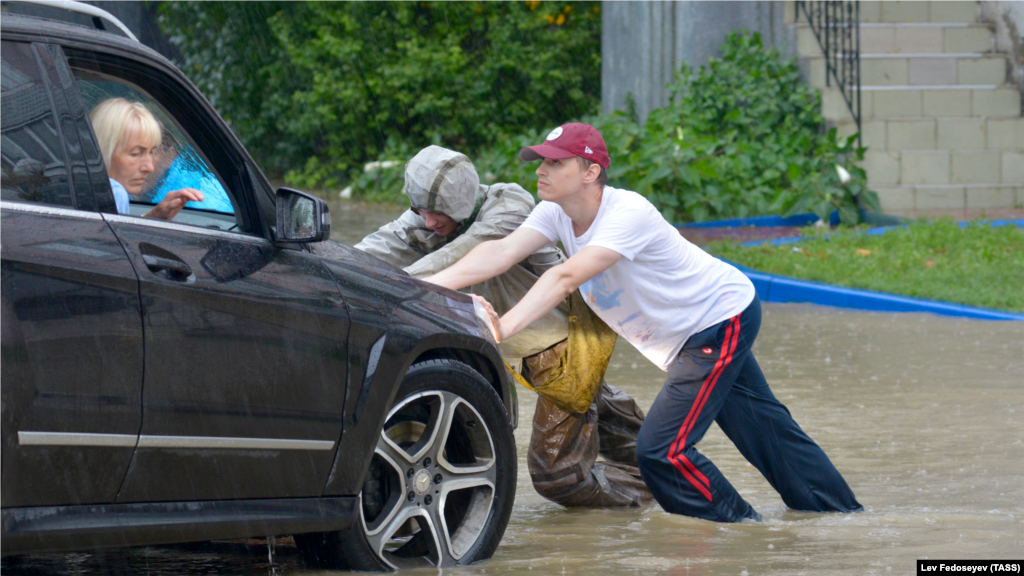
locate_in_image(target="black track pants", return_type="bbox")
[635,295,862,522]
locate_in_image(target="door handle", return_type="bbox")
[143,254,192,276]
[139,243,194,283]
[141,252,192,280]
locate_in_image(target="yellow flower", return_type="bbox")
[544,13,555,23]
[563,5,572,13]
[555,13,565,25]
[525,0,540,10]
[473,3,483,12]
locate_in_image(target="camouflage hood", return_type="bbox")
[403,145,480,223]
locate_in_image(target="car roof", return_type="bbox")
[1,12,173,73]
[9,0,139,40]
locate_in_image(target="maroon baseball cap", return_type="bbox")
[519,122,610,169]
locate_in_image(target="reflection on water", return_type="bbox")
[5,203,1022,575]
[1,540,302,575]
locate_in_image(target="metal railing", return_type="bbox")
[796,1,861,145]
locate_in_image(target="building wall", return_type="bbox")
[601,1,792,120]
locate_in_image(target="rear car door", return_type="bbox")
[64,45,351,502]
[1,40,143,506]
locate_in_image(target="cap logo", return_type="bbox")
[546,127,563,141]
[585,146,593,154]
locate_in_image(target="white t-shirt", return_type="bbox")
[521,186,755,371]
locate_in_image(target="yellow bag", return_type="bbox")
[505,290,618,414]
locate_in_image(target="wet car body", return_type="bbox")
[1,11,514,558]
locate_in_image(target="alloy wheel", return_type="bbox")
[361,390,497,569]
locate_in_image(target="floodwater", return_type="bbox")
[325,199,408,246]
[5,202,1022,575]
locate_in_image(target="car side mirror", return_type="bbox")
[275,188,331,243]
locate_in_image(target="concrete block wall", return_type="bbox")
[790,1,1024,212]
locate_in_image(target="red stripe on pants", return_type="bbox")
[666,314,741,502]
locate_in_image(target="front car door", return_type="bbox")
[1,40,143,506]
[64,43,351,502]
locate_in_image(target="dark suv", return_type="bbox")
[1,5,516,571]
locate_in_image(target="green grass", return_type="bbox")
[705,219,1024,312]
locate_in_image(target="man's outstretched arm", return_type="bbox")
[423,226,552,290]
[486,246,622,342]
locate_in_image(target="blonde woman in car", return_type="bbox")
[89,97,203,220]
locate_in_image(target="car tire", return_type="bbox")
[297,358,516,571]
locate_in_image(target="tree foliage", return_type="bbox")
[355,33,879,224]
[160,8,875,224]
[157,2,301,176]
[158,1,601,187]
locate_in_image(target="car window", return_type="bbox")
[72,68,241,231]
[1,41,74,209]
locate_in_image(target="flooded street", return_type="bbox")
[324,199,408,247]
[5,202,1021,575]
[495,307,1024,575]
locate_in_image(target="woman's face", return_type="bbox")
[108,128,159,195]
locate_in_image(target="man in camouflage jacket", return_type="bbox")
[356,146,652,507]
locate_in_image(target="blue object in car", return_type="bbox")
[151,148,234,213]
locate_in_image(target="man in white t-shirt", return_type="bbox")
[425,123,861,522]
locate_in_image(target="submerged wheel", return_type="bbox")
[297,359,516,571]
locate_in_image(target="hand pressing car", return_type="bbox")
[470,294,501,343]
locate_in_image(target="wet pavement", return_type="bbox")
[5,202,1022,575]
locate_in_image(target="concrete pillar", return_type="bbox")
[602,1,792,121]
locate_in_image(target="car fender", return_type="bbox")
[317,262,512,496]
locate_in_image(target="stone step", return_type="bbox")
[860,149,1022,188]
[785,2,1021,212]
[860,1,978,25]
[788,1,979,25]
[871,184,1022,211]
[837,117,1024,151]
[797,23,992,56]
[822,86,1020,121]
[807,53,1007,88]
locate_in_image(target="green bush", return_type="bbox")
[165,9,873,224]
[600,31,878,224]
[158,1,601,188]
[351,32,878,224]
[343,139,410,204]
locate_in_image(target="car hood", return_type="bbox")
[308,239,492,339]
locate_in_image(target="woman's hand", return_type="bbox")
[144,188,204,221]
